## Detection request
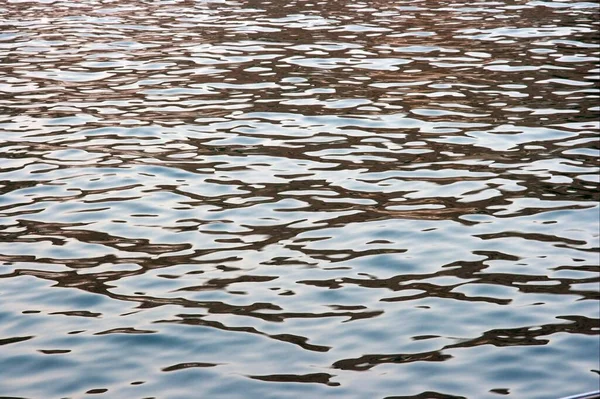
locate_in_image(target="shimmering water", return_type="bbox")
[0,0,599,398]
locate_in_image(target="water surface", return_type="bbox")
[0,0,599,398]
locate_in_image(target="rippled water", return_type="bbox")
[1,0,599,398]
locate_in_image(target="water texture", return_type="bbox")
[0,0,599,398]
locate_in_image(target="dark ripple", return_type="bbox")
[0,0,598,398]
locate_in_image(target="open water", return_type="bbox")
[0,0,599,398]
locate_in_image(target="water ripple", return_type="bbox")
[0,0,598,398]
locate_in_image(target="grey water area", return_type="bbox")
[0,0,599,398]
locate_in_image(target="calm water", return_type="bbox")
[0,0,599,398]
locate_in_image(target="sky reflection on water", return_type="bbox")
[0,0,599,398]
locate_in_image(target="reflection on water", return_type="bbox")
[0,0,598,398]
